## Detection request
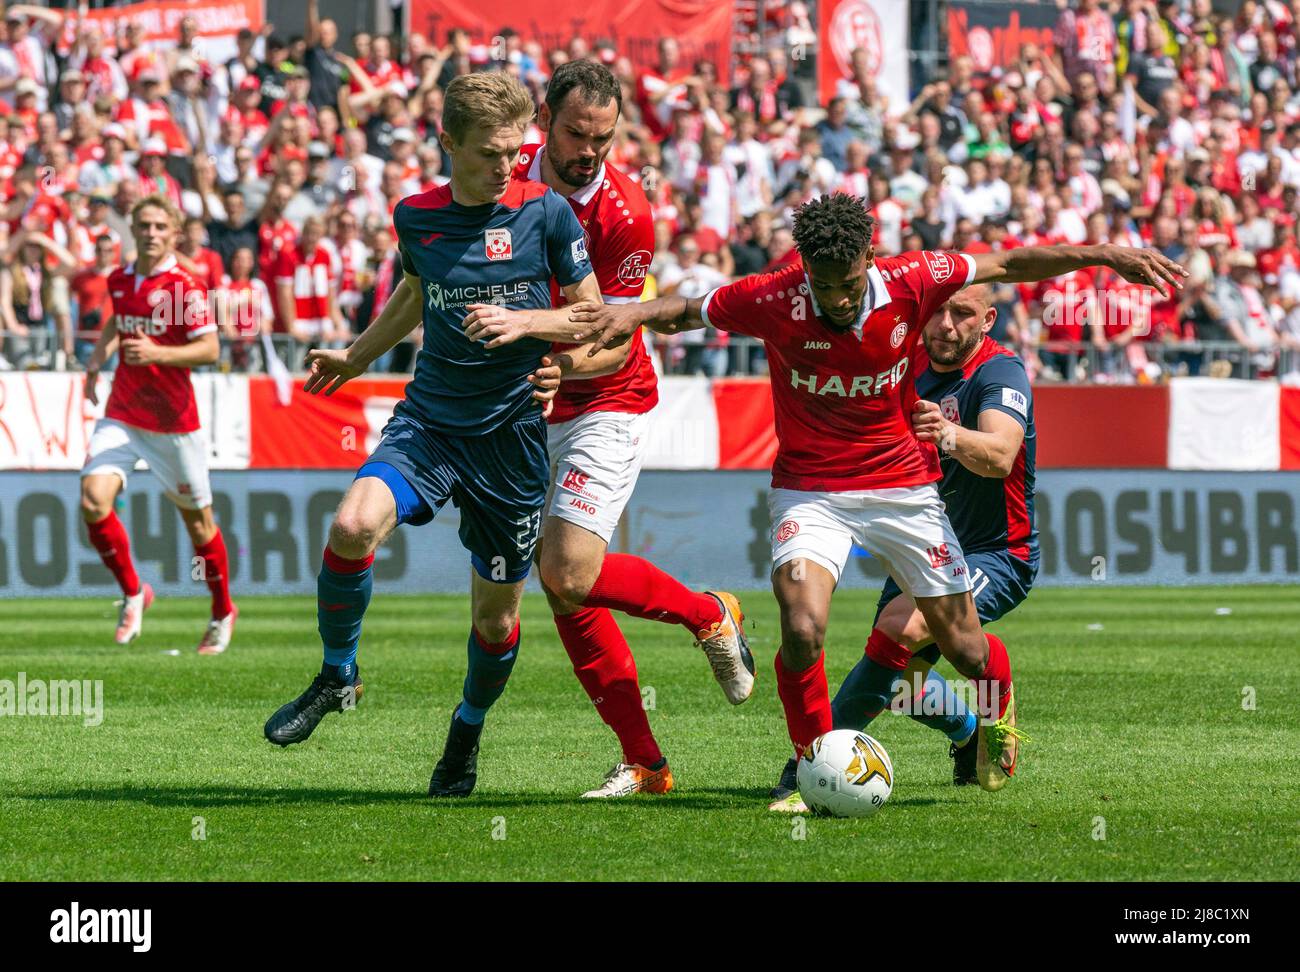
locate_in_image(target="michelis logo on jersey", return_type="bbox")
[940,394,960,422]
[924,251,955,283]
[485,228,512,262]
[426,279,529,312]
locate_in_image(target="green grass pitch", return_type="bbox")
[1,585,1296,881]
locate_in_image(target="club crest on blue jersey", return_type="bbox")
[485,228,512,262]
[941,394,960,422]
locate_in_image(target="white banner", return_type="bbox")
[643,376,720,470]
[0,372,249,471]
[1168,377,1280,471]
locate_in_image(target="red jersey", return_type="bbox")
[180,246,226,291]
[273,241,336,333]
[514,143,658,423]
[701,251,977,492]
[105,255,216,434]
[258,218,298,311]
[71,266,114,333]
[1036,268,1096,341]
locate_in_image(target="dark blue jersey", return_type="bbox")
[914,336,1038,562]
[393,180,592,435]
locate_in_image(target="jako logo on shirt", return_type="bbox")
[485,228,512,261]
[803,341,831,350]
[924,251,955,283]
[927,544,954,569]
[789,357,908,397]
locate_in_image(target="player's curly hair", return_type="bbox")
[792,193,876,265]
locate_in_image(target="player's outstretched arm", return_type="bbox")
[305,273,423,395]
[912,400,1024,479]
[970,244,1189,298]
[461,273,605,347]
[569,296,707,356]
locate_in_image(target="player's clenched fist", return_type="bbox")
[568,300,642,353]
[303,347,365,396]
[911,399,954,446]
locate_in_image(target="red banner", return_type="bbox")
[407,0,733,82]
[817,0,910,112]
[945,1,1058,75]
[61,0,264,62]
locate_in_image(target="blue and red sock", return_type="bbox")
[458,622,521,725]
[317,547,373,683]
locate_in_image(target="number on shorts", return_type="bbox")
[515,511,541,558]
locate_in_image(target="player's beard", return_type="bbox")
[924,327,984,365]
[823,302,864,331]
[552,155,600,189]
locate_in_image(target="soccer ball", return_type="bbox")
[797,730,894,818]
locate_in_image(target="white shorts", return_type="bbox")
[545,409,652,543]
[769,484,972,598]
[81,418,213,510]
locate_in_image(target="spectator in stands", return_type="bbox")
[70,234,118,368]
[1214,251,1280,376]
[0,229,77,369]
[220,246,272,372]
[658,235,729,376]
[1055,0,1118,90]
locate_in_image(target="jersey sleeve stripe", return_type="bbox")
[700,286,722,327]
[960,253,977,287]
[187,324,218,338]
[601,295,640,305]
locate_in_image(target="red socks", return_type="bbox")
[86,510,140,597]
[774,651,832,757]
[865,628,911,671]
[583,553,720,634]
[194,529,234,620]
[554,607,662,767]
[976,633,1013,720]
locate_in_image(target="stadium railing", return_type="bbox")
[3,330,1293,383]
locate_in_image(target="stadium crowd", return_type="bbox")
[2,0,1300,381]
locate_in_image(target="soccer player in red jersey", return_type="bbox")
[462,61,753,799]
[79,195,238,655]
[574,193,1187,794]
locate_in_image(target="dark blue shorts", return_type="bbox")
[874,548,1038,626]
[357,410,548,584]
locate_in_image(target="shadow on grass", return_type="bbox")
[16,784,776,811]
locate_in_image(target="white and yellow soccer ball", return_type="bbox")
[797,730,894,818]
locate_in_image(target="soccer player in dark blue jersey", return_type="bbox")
[263,72,628,798]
